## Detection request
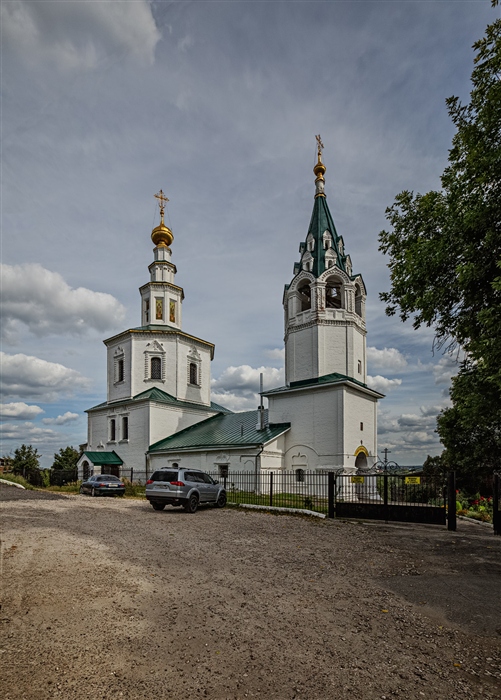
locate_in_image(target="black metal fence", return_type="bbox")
[207,470,449,525]
[209,471,330,514]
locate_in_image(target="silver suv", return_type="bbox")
[145,468,227,513]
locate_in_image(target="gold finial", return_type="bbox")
[313,135,326,197]
[154,189,169,221]
[151,189,174,247]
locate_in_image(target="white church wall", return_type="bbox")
[175,340,212,406]
[343,388,378,469]
[107,336,133,403]
[268,386,346,470]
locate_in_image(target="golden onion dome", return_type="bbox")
[313,153,326,179]
[151,214,174,247]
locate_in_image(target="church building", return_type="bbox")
[78,143,383,482]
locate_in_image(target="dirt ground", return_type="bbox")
[1,485,500,700]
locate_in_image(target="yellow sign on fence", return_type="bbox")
[405,476,421,485]
[351,476,365,484]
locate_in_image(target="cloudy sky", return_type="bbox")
[1,0,496,467]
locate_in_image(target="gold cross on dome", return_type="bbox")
[154,189,169,217]
[315,134,324,157]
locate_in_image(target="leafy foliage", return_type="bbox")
[52,445,80,470]
[379,12,501,487]
[379,16,501,378]
[437,361,501,494]
[11,444,41,479]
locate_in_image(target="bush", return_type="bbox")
[0,473,34,489]
[123,479,145,498]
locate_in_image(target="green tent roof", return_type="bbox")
[82,451,123,466]
[87,386,232,415]
[303,194,346,277]
[149,409,290,453]
[263,372,384,398]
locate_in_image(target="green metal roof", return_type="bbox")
[304,194,346,277]
[87,386,232,415]
[82,451,123,466]
[149,409,290,453]
[263,372,384,397]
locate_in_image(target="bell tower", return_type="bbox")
[284,139,367,385]
[139,189,184,329]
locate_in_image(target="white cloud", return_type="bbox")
[2,0,160,70]
[0,421,60,444]
[1,263,126,341]
[0,402,45,420]
[211,364,285,412]
[42,412,80,426]
[433,355,459,386]
[367,346,407,371]
[1,352,91,401]
[264,348,285,361]
[366,375,402,393]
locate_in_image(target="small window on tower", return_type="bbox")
[155,298,163,320]
[118,358,124,383]
[110,419,116,442]
[151,357,162,379]
[360,422,364,431]
[298,283,311,311]
[145,299,150,323]
[357,360,362,374]
[189,362,198,385]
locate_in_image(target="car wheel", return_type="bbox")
[216,492,227,508]
[151,502,165,511]
[184,494,199,514]
[91,487,97,497]
[79,486,85,495]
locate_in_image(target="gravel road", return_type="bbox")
[1,485,500,699]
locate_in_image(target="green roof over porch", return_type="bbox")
[82,451,123,466]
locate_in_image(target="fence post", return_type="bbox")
[493,472,500,536]
[130,467,133,483]
[447,471,457,531]
[383,473,389,523]
[269,472,274,507]
[328,472,335,518]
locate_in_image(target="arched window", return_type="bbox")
[298,283,311,311]
[355,284,363,317]
[295,468,305,483]
[189,362,198,385]
[325,279,343,309]
[151,357,162,379]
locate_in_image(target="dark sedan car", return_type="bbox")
[80,474,125,497]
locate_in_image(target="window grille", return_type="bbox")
[151,357,162,379]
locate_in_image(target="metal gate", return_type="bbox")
[334,472,447,525]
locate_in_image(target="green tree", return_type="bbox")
[52,446,80,471]
[379,12,501,380]
[437,360,501,494]
[378,8,501,488]
[11,444,41,479]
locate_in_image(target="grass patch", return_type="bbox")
[227,489,328,513]
[0,473,34,489]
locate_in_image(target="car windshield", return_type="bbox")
[99,475,121,482]
[151,471,178,482]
